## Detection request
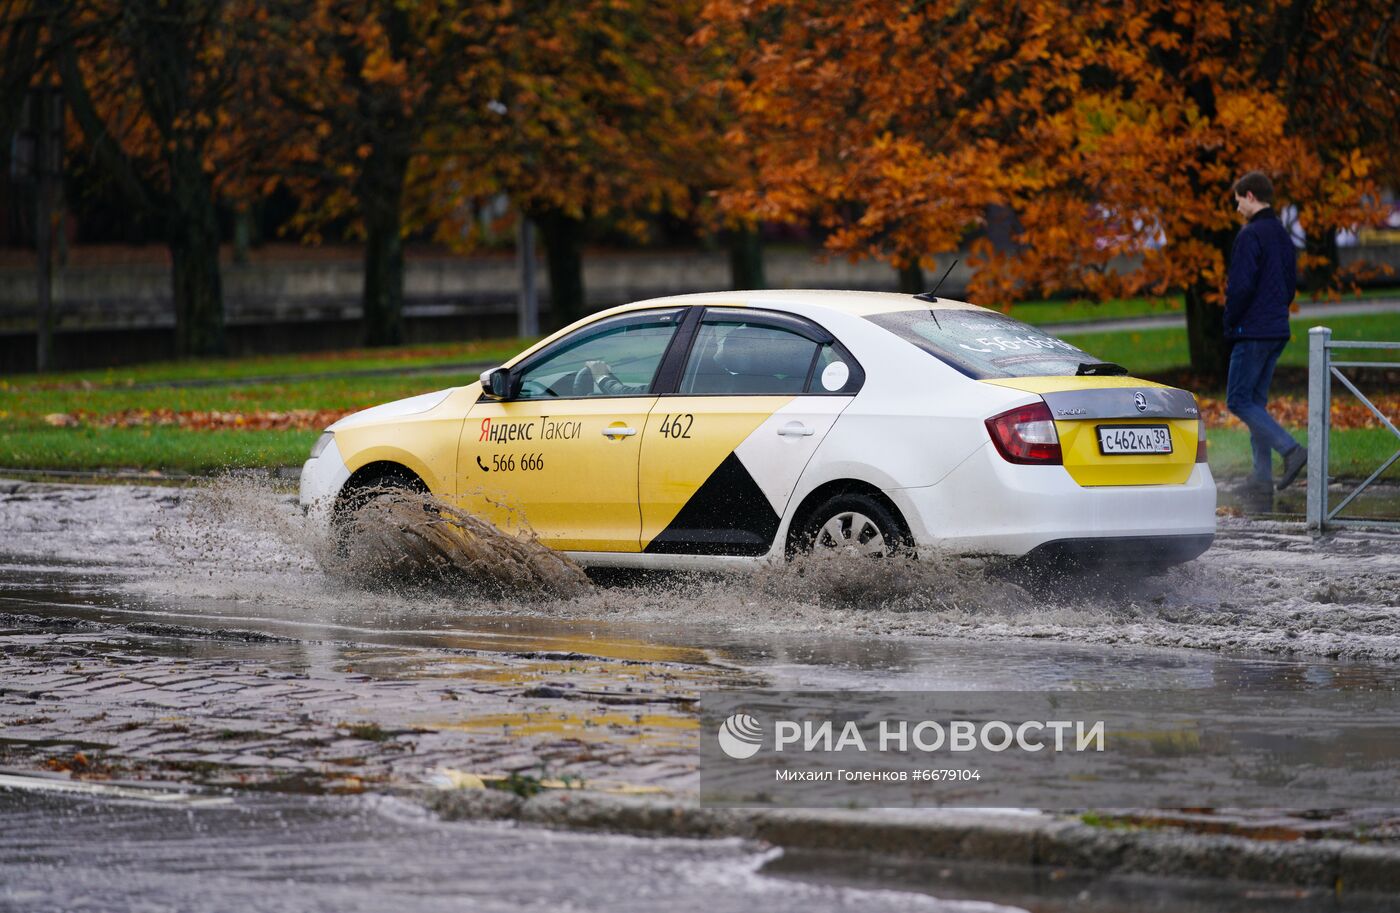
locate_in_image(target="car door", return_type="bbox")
[458,308,684,552]
[638,308,863,555]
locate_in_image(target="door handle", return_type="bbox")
[777,422,815,437]
[602,426,637,437]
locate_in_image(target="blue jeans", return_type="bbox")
[1226,339,1299,482]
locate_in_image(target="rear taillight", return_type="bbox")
[986,402,1062,464]
[1196,417,1208,463]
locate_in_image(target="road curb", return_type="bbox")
[417,788,1400,895]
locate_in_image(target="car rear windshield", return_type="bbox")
[865,309,1104,379]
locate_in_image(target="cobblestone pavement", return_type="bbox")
[0,611,740,795]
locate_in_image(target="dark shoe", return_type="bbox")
[1234,477,1274,514]
[1233,477,1273,497]
[1277,446,1308,491]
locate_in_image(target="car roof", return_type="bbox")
[499,289,999,370]
[608,289,989,318]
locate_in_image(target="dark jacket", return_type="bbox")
[1224,208,1296,341]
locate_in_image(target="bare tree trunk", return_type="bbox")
[233,204,252,265]
[897,263,924,294]
[1303,227,1338,292]
[34,88,58,371]
[535,207,586,327]
[1185,225,1234,385]
[169,152,226,357]
[726,226,765,290]
[359,149,407,346]
[56,8,231,359]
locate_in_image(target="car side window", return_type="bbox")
[679,321,820,395]
[515,311,681,399]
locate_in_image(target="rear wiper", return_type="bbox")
[1075,362,1128,376]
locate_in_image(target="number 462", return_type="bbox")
[660,414,693,439]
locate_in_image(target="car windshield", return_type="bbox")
[865,309,1105,379]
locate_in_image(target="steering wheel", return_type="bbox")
[572,366,596,396]
[517,378,551,398]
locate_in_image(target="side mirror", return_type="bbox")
[480,367,512,400]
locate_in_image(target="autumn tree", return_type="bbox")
[699,0,1086,295]
[702,0,1390,381]
[36,0,266,357]
[251,0,512,346]
[0,2,42,170]
[994,1,1388,380]
[1265,0,1400,290]
[453,0,717,325]
[259,0,713,339]
[689,8,782,291]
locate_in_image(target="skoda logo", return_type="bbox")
[717,713,764,759]
[1133,392,1148,413]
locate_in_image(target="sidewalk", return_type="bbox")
[423,788,1400,895]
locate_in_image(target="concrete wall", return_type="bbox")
[0,250,973,371]
[0,249,969,331]
[1,244,1394,372]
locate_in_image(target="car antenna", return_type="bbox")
[913,259,958,329]
[913,260,958,303]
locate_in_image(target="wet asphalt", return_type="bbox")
[3,478,1400,911]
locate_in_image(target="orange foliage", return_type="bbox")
[59,0,271,205]
[66,408,352,431]
[1198,395,1400,431]
[428,0,720,241]
[249,0,510,243]
[700,0,1393,301]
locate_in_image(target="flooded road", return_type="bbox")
[4,481,1400,783]
[3,479,1400,910]
[5,477,1399,673]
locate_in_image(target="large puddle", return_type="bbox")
[4,478,1400,909]
[3,477,1399,672]
[4,477,1400,790]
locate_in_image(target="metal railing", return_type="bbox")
[1306,326,1400,534]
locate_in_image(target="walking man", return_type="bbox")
[1224,171,1307,498]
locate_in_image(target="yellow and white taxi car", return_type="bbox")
[301,291,1215,571]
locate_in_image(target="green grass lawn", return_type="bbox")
[1059,311,1400,377]
[1,342,498,470]
[2,301,1396,478]
[0,337,534,390]
[1008,286,1399,327]
[1008,295,1185,325]
[1205,427,1398,481]
[0,427,318,473]
[1,371,484,427]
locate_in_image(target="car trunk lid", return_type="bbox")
[982,376,1203,486]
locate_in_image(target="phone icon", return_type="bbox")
[476,455,490,473]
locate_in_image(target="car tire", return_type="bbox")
[794,492,911,558]
[331,470,427,548]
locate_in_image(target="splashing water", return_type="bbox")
[14,475,1400,661]
[748,550,1034,614]
[159,473,589,600]
[329,487,591,598]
